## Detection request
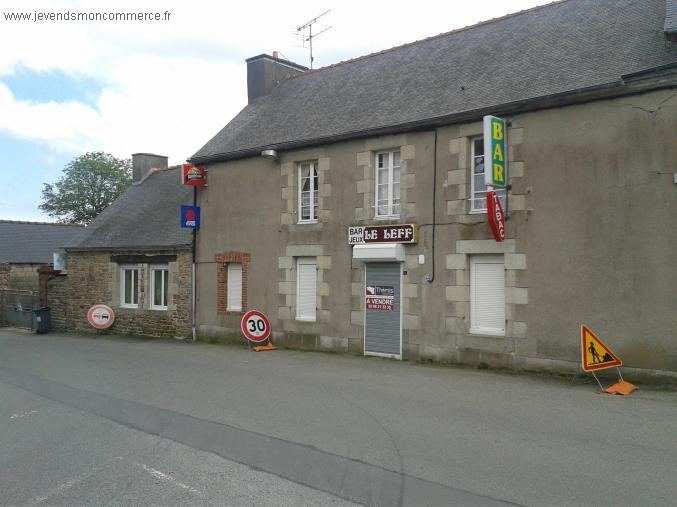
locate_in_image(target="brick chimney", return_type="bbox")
[132,153,168,183]
[245,53,307,103]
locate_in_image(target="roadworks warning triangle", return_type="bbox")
[581,325,622,372]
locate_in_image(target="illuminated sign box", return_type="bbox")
[483,115,508,188]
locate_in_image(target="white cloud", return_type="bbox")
[0,0,549,164]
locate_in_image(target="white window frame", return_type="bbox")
[470,137,506,214]
[298,161,319,223]
[469,255,506,336]
[120,265,139,309]
[296,257,317,322]
[227,263,243,312]
[150,265,169,311]
[374,150,401,218]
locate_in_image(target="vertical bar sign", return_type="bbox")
[483,115,507,187]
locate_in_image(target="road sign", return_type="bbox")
[87,304,115,330]
[182,164,206,186]
[581,324,622,372]
[483,115,508,187]
[486,191,506,242]
[241,310,271,343]
[180,205,201,230]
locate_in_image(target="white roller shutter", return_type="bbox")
[296,258,316,321]
[470,255,505,335]
[227,263,242,311]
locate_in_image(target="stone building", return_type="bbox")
[61,154,194,338]
[188,0,677,374]
[0,220,84,291]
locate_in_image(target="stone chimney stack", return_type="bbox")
[245,53,307,103]
[131,153,168,183]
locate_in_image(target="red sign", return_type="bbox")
[87,304,115,329]
[486,191,506,242]
[348,224,418,245]
[182,164,206,187]
[240,310,271,343]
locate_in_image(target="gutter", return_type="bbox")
[189,66,677,165]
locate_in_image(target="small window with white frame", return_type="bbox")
[470,137,506,213]
[375,150,400,218]
[150,265,169,310]
[298,161,319,222]
[470,255,505,336]
[296,257,317,322]
[120,265,139,308]
[227,263,243,312]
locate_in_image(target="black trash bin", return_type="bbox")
[34,307,51,334]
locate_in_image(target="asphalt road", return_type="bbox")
[0,330,675,506]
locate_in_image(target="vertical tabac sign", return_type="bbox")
[483,115,507,187]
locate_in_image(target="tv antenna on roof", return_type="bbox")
[296,9,332,69]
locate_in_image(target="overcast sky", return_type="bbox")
[0,0,549,221]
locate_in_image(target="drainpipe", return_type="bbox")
[192,185,197,342]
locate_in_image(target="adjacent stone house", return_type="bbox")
[0,220,84,291]
[62,154,194,338]
[188,0,677,374]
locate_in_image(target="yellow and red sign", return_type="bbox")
[581,324,622,372]
[182,164,206,187]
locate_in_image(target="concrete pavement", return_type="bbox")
[0,329,676,506]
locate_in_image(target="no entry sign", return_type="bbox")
[241,310,271,343]
[87,304,115,330]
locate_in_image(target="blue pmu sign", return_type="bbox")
[180,205,201,230]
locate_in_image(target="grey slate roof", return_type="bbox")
[65,167,193,251]
[0,221,84,264]
[193,0,677,162]
[667,0,677,33]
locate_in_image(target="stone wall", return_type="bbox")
[0,264,9,290]
[66,249,192,338]
[47,274,69,332]
[7,264,41,291]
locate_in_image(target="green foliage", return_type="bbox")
[40,151,132,224]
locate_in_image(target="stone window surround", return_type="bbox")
[445,239,528,343]
[278,244,331,325]
[215,251,251,315]
[446,121,526,219]
[355,136,416,223]
[281,157,331,227]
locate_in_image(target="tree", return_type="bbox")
[40,151,132,224]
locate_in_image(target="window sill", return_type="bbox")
[120,304,138,309]
[295,317,317,323]
[150,306,168,312]
[374,215,400,221]
[469,209,487,215]
[227,308,243,313]
[297,220,319,225]
[469,327,505,337]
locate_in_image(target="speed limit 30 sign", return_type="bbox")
[241,310,271,343]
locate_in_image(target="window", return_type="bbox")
[120,265,139,308]
[150,266,169,310]
[227,263,243,312]
[298,161,319,222]
[470,255,505,336]
[375,150,400,217]
[296,257,316,321]
[471,138,506,213]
